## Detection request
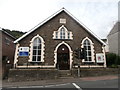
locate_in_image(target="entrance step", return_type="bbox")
[58,70,72,77]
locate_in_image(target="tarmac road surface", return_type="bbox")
[2,79,119,90]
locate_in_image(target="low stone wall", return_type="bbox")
[8,69,58,82]
[71,68,118,77]
[8,68,118,82]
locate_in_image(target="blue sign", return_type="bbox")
[19,52,29,56]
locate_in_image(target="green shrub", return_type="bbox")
[106,53,120,68]
[110,64,118,68]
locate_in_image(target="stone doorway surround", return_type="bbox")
[54,41,73,70]
[57,44,69,70]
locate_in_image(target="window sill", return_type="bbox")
[82,61,95,62]
[28,61,44,63]
[53,38,73,40]
[82,61,95,64]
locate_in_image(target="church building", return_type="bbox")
[14,8,106,70]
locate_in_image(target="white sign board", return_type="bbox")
[19,47,29,56]
[96,53,104,63]
[19,47,29,52]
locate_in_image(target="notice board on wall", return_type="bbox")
[18,47,29,56]
[96,53,104,63]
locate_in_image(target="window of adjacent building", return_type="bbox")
[83,39,92,61]
[5,37,10,45]
[53,25,73,40]
[32,37,41,62]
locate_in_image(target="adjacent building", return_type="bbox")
[101,39,109,53]
[107,22,120,56]
[14,8,106,70]
[0,28,16,79]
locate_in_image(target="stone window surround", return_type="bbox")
[102,46,107,67]
[81,37,95,63]
[14,43,20,67]
[53,25,73,40]
[29,34,45,62]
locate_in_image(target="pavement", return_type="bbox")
[2,75,118,88]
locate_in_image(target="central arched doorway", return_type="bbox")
[57,44,70,70]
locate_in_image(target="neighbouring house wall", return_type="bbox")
[2,32,15,65]
[108,32,119,55]
[118,30,120,56]
[2,31,15,79]
[0,31,2,60]
[108,22,120,56]
[0,31,2,82]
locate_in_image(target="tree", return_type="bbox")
[3,29,26,39]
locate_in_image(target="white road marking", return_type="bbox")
[44,85,56,87]
[45,83,70,87]
[17,83,71,88]
[20,85,44,88]
[72,83,82,90]
[55,83,70,87]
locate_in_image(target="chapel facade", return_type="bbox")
[14,8,106,70]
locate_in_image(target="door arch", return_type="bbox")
[54,41,73,70]
[57,44,69,70]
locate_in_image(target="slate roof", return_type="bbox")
[108,22,120,36]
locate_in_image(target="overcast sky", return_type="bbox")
[0,0,119,39]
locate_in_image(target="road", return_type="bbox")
[2,79,119,90]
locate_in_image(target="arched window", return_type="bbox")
[53,25,73,40]
[32,37,41,62]
[83,39,92,61]
[60,27,65,39]
[29,34,45,62]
